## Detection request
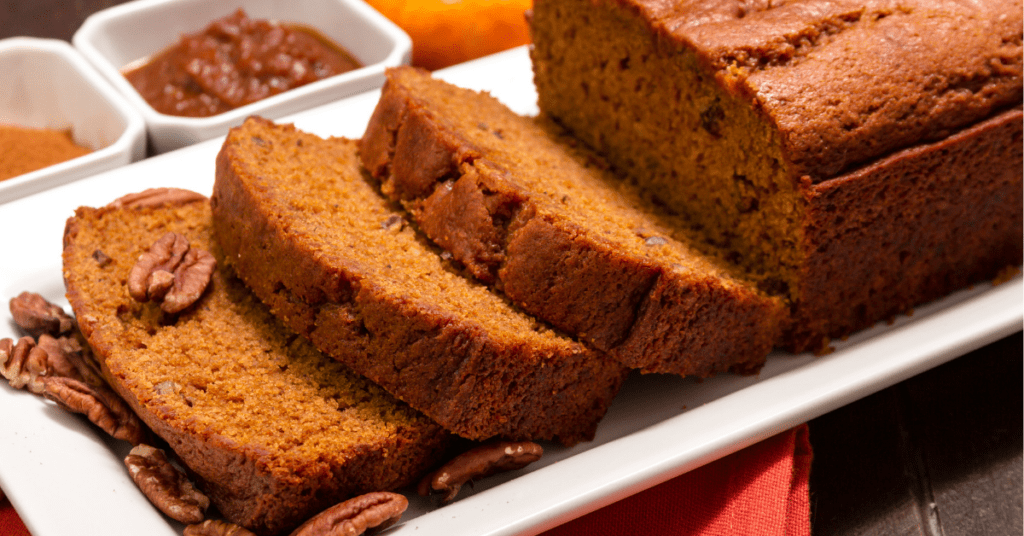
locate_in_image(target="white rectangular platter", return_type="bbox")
[1,47,1021,536]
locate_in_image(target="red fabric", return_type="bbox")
[0,425,811,536]
[0,495,32,536]
[542,424,812,536]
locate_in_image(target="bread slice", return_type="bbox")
[211,117,627,446]
[63,191,450,535]
[360,66,784,376]
[529,0,1023,351]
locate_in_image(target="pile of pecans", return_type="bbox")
[1,292,214,526]
[2,292,146,444]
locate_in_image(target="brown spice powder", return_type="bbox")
[0,124,91,181]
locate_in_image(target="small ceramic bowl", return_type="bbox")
[0,37,146,204]
[73,0,412,153]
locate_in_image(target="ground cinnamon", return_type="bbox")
[0,124,91,181]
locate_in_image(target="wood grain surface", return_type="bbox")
[810,334,1022,535]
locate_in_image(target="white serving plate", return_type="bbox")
[73,0,411,154]
[0,47,1020,536]
[0,37,146,205]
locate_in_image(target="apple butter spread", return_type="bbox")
[123,9,361,117]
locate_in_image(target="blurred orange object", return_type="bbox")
[367,0,532,70]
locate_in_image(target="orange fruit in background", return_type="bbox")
[366,0,532,70]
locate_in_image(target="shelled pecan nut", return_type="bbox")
[128,232,216,314]
[185,520,257,536]
[418,441,543,504]
[125,444,210,524]
[35,333,106,387]
[41,376,147,445]
[109,188,206,209]
[9,292,76,338]
[0,336,50,394]
[289,492,408,536]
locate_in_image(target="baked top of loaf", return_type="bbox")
[361,66,784,376]
[62,191,449,535]
[529,0,1023,352]
[614,0,1022,180]
[212,117,627,445]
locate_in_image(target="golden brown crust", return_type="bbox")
[530,0,1023,353]
[62,195,450,535]
[211,117,627,445]
[361,67,784,376]
[789,108,1024,351]
[591,0,1023,180]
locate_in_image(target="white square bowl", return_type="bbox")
[73,0,412,154]
[0,37,146,204]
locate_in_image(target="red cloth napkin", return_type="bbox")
[542,424,812,536]
[0,425,810,535]
[0,492,31,536]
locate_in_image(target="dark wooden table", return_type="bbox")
[811,333,1021,535]
[3,2,1021,534]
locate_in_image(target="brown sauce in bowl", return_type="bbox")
[123,9,361,117]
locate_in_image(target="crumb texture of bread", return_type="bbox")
[62,195,450,536]
[360,66,785,377]
[530,0,1023,351]
[211,117,628,446]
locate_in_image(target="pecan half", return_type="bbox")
[185,520,257,536]
[128,232,216,314]
[0,337,51,394]
[35,334,106,387]
[289,492,408,536]
[418,441,543,504]
[125,444,210,525]
[9,292,75,338]
[41,376,147,445]
[109,188,206,209]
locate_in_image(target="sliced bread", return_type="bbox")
[211,118,628,445]
[361,67,785,375]
[63,190,450,535]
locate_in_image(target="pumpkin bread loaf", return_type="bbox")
[530,0,1024,351]
[62,191,450,536]
[211,117,628,446]
[360,66,785,377]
